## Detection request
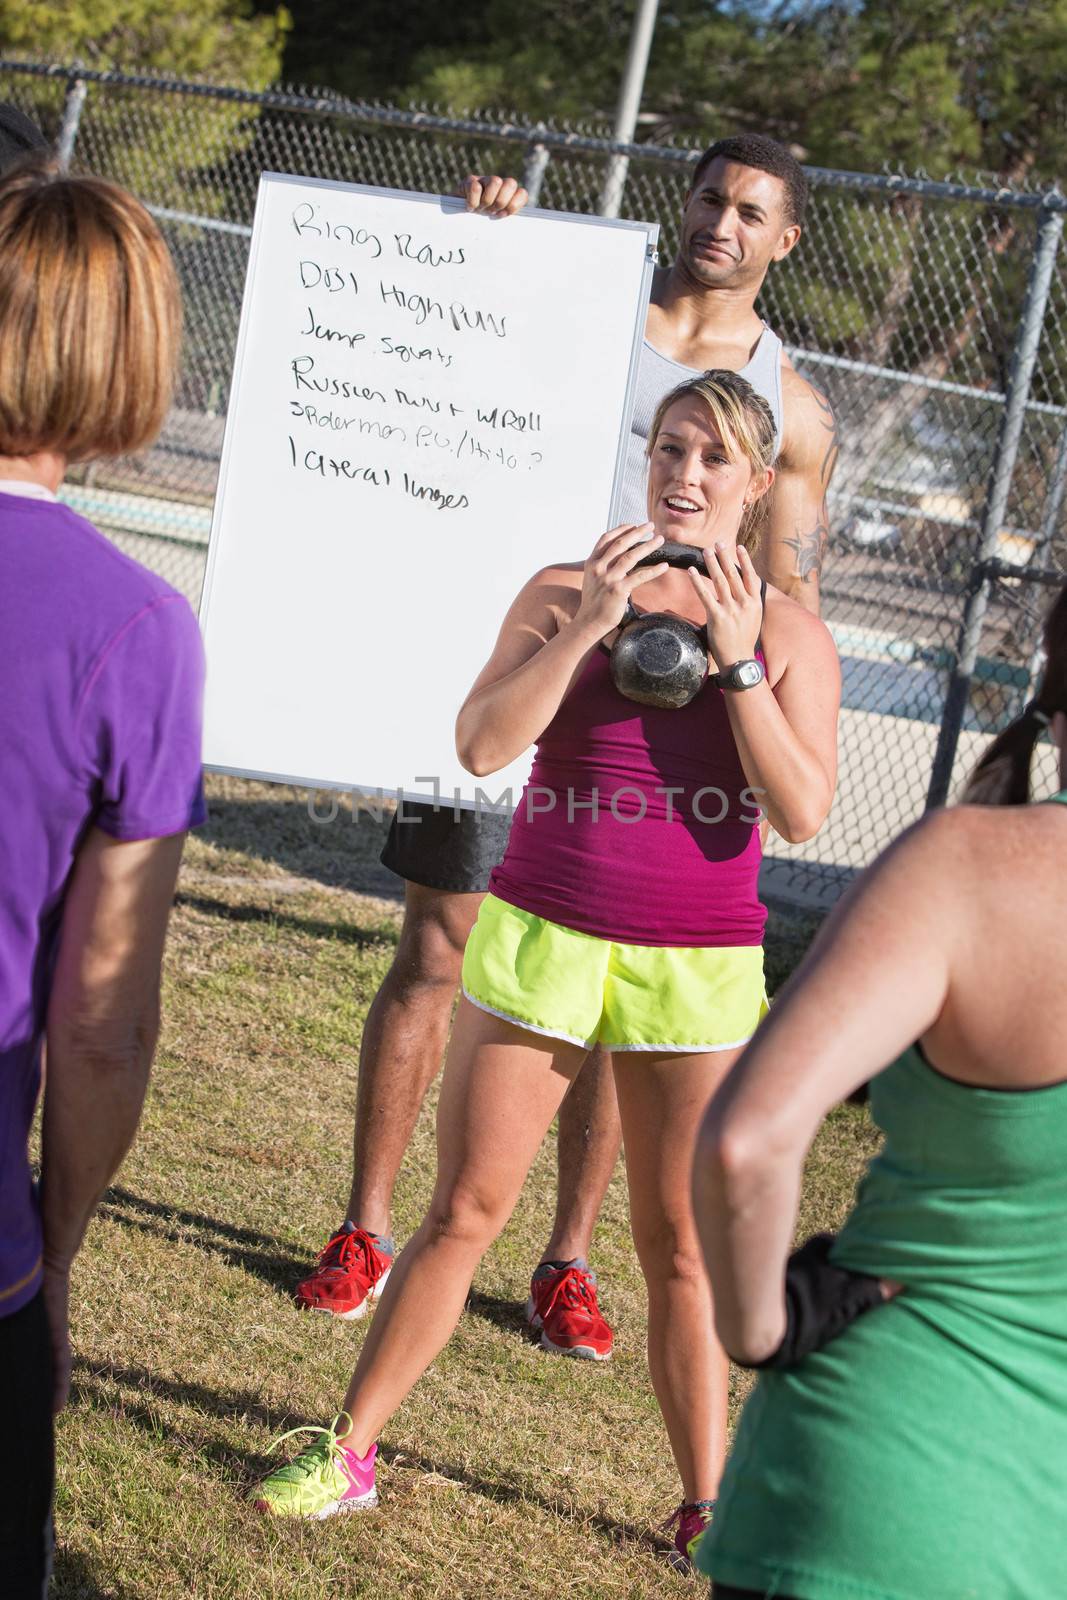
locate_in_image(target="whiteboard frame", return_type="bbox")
[200,172,659,802]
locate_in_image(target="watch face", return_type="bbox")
[735,660,763,688]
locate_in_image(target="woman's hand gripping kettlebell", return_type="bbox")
[574,523,666,639]
[687,543,764,674]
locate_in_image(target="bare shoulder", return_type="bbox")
[950,797,1067,876]
[891,803,987,870]
[854,803,1067,1033]
[873,800,1065,900]
[755,583,837,690]
[529,559,583,595]
[762,582,835,652]
[824,800,1067,1085]
[966,802,1067,947]
[780,362,831,416]
[926,801,1067,1081]
[468,560,583,680]
[535,559,583,582]
[829,807,980,935]
[779,367,837,470]
[515,560,583,625]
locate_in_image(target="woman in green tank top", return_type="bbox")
[692,582,1067,1600]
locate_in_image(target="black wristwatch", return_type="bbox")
[718,658,765,691]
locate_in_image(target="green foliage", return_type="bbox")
[0,0,289,81]
[266,0,1065,409]
[280,0,712,124]
[810,40,981,178]
[0,0,290,211]
[799,0,1067,182]
[274,0,1066,185]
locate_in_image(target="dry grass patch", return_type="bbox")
[50,779,877,1600]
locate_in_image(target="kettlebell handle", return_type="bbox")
[624,542,710,627]
[633,542,709,577]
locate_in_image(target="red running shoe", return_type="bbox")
[525,1258,613,1361]
[295,1223,393,1320]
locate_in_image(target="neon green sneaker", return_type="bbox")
[252,1415,378,1519]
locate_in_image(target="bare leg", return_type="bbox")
[613,1048,743,1504]
[339,998,585,1455]
[540,1045,622,1263]
[344,883,482,1237]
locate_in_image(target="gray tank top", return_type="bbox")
[616,325,784,525]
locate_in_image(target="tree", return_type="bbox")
[0,0,290,211]
[277,0,747,129]
[273,0,1066,187]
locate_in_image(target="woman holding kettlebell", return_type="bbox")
[255,371,840,1567]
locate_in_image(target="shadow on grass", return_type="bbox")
[378,1443,673,1557]
[69,1358,670,1557]
[200,793,399,899]
[464,1288,532,1339]
[69,1358,322,1479]
[96,1187,307,1297]
[51,1543,138,1599]
[174,892,400,950]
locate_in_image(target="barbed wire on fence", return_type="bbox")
[2,56,1063,908]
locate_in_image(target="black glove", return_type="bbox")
[742,1232,887,1371]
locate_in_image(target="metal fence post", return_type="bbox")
[56,75,87,168]
[924,194,1065,809]
[522,141,550,206]
[597,0,660,218]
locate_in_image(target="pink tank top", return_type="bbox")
[488,645,766,947]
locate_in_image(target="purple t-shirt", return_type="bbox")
[1,489,206,1318]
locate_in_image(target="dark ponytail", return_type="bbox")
[959,702,1051,805]
[960,583,1067,806]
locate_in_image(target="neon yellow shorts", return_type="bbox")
[461,894,768,1053]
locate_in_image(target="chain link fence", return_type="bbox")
[3,59,1064,908]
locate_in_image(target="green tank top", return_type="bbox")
[701,794,1067,1599]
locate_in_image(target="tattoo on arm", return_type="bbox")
[774,387,837,586]
[784,511,830,584]
[779,388,838,583]
[812,390,839,489]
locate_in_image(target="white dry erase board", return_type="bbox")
[199,173,658,806]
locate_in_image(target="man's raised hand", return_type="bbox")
[461,174,530,217]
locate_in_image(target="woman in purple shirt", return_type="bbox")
[0,159,205,1595]
[257,372,839,1566]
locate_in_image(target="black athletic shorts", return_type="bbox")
[379,800,512,894]
[0,1291,54,1597]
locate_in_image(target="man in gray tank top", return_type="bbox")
[297,136,836,1364]
[470,135,835,610]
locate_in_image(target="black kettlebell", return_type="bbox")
[609,542,710,709]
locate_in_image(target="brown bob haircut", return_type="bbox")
[0,157,181,462]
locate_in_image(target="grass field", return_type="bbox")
[49,778,880,1600]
